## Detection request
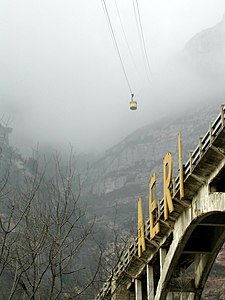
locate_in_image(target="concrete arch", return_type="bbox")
[155,193,225,300]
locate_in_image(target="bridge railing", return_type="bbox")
[171,105,225,198]
[96,105,225,299]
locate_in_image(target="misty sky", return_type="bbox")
[1,0,225,155]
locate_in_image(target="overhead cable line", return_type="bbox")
[132,0,146,69]
[133,0,152,77]
[114,0,139,74]
[101,0,133,94]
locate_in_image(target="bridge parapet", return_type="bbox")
[96,105,225,300]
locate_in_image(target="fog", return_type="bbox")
[1,0,225,155]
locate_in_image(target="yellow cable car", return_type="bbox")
[130,94,137,110]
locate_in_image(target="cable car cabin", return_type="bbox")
[130,100,137,110]
[130,94,137,110]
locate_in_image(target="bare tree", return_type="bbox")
[92,204,135,296]
[0,150,101,299]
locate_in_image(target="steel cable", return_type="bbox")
[101,0,133,94]
[133,0,152,77]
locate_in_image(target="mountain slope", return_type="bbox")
[182,14,225,79]
[85,102,221,224]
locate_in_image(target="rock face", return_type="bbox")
[186,14,225,54]
[85,103,221,223]
[182,14,225,79]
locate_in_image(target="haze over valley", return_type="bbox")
[1,1,225,155]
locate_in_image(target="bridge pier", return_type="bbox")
[146,265,154,300]
[181,292,195,300]
[166,292,174,299]
[135,279,142,300]
[111,278,116,300]
[160,248,167,273]
[194,253,209,289]
[166,292,195,300]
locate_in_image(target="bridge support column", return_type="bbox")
[166,292,194,300]
[166,292,174,300]
[180,292,195,300]
[160,248,167,273]
[111,278,116,300]
[194,253,209,288]
[135,279,142,300]
[146,264,154,300]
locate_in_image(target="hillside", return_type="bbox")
[182,14,225,81]
[84,102,222,225]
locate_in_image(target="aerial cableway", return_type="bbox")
[101,0,152,110]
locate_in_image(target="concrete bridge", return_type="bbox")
[96,105,225,300]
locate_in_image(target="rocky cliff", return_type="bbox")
[182,14,225,80]
[85,102,221,224]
